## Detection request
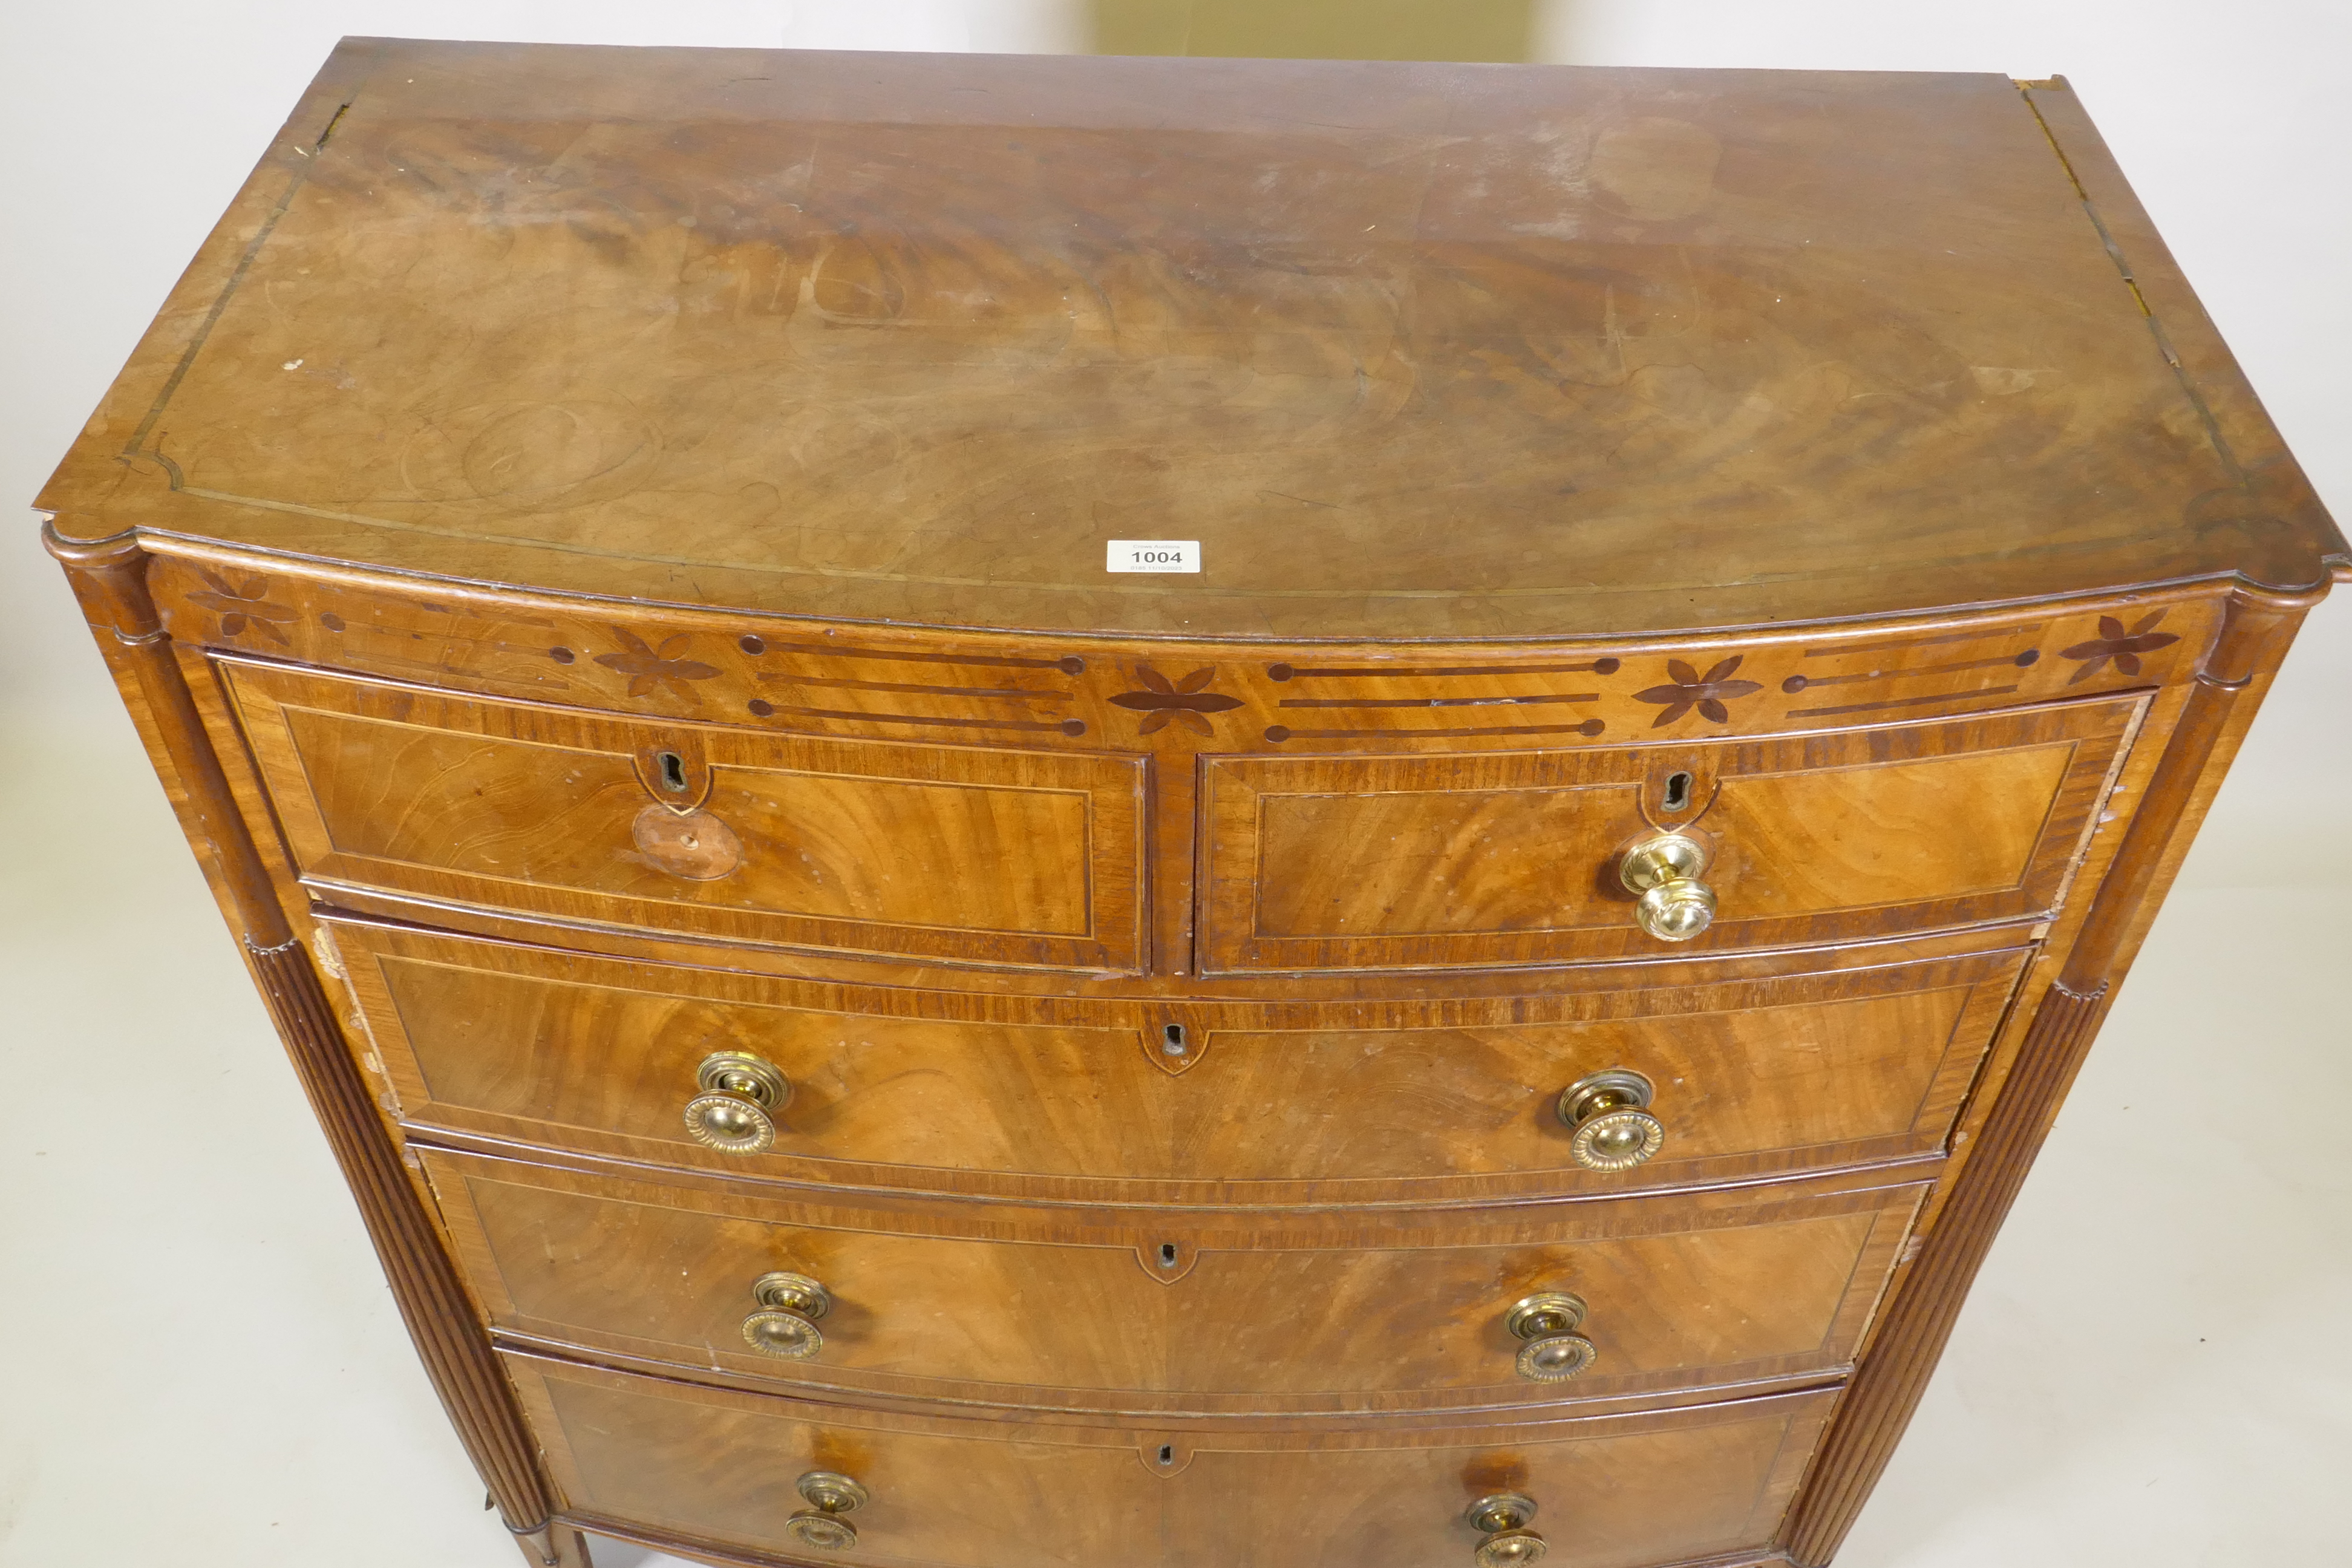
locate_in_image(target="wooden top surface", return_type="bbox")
[38,39,2344,640]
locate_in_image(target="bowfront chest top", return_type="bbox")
[40,38,2345,1568]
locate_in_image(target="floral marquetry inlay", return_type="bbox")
[187,569,298,645]
[2060,612,2181,684]
[594,629,720,701]
[141,552,2220,756]
[1633,657,1766,728]
[1109,667,1244,737]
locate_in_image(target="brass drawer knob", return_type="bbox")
[742,1271,831,1359]
[1505,1292,1597,1382]
[785,1469,869,1551]
[683,1050,791,1154]
[1465,1493,1547,1567]
[1557,1067,1665,1171]
[1619,831,1716,941]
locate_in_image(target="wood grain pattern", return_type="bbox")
[2019,80,2341,593]
[508,1352,1835,1568]
[333,918,2022,1206]
[252,944,580,1568]
[1777,584,2324,1563]
[41,528,580,1568]
[423,1148,1921,1417]
[1204,697,2137,971]
[142,550,2216,757]
[220,657,1146,972]
[33,44,2345,1568]
[39,50,2344,638]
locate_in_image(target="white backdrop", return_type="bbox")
[1,5,2344,1567]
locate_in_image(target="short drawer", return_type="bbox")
[428,1150,1921,1416]
[1200,695,2139,970]
[509,1353,1834,1568]
[332,919,2024,1205]
[219,658,1146,970]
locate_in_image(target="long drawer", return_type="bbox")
[507,1351,1835,1568]
[427,1149,1921,1417]
[329,918,2024,1205]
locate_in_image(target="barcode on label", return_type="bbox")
[1105,540,1200,573]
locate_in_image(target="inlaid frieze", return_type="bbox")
[148,550,2219,755]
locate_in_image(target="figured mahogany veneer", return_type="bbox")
[424,1148,1924,1417]
[41,53,2341,633]
[223,658,1146,972]
[1204,698,2135,971]
[38,39,2343,1568]
[328,918,2023,1206]
[232,654,2129,976]
[507,1353,1835,1568]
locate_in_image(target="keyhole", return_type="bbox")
[657,750,688,793]
[1161,1024,1187,1057]
[1663,771,1693,812]
[1158,1243,1179,1269]
[1156,1445,1175,1467]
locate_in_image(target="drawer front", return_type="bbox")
[221,658,1146,970]
[334,920,2022,1203]
[430,1151,1921,1415]
[511,1354,1832,1568]
[1201,696,2138,970]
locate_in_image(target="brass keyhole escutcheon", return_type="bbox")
[1505,1291,1598,1383]
[1557,1068,1665,1172]
[1619,831,1716,941]
[741,1271,832,1360]
[682,1050,791,1155]
[785,1469,869,1551]
[1465,1492,1547,1567]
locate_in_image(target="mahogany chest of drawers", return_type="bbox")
[38,38,2345,1568]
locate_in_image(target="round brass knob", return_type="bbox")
[741,1271,831,1359]
[1505,1292,1597,1383]
[1466,1494,1547,1567]
[1557,1068,1665,1172]
[1619,832,1716,941]
[784,1470,868,1551]
[682,1050,791,1154]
